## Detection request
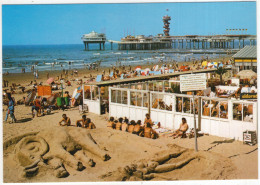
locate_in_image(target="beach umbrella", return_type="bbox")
[202,61,208,67]
[46,77,54,84]
[135,66,142,71]
[237,70,257,79]
[153,65,159,71]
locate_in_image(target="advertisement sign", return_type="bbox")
[240,93,257,99]
[180,73,207,92]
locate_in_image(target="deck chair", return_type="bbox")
[169,69,174,73]
[120,74,124,79]
[154,71,162,75]
[96,75,102,82]
[109,72,113,77]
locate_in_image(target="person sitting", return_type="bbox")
[128,120,135,133]
[32,96,42,118]
[115,120,121,130]
[144,113,153,128]
[107,116,115,129]
[170,118,189,139]
[59,114,71,126]
[85,118,96,129]
[140,122,158,139]
[121,118,129,132]
[133,120,143,135]
[76,115,87,127]
[116,117,123,130]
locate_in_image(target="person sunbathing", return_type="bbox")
[128,120,135,133]
[115,120,121,130]
[59,114,71,126]
[121,118,129,132]
[140,122,158,139]
[133,120,143,135]
[85,118,96,129]
[144,113,153,128]
[76,115,87,127]
[107,117,115,129]
[170,118,189,139]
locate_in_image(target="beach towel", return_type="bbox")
[96,75,102,82]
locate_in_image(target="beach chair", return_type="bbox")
[169,69,174,73]
[109,72,113,77]
[154,71,162,75]
[96,75,102,82]
[120,74,124,79]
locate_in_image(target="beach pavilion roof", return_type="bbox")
[233,46,257,59]
[88,68,231,87]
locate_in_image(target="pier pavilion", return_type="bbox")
[81,31,106,51]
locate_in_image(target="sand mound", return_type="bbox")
[3,126,236,182]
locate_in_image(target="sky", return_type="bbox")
[2,1,257,45]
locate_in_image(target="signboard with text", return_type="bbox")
[240,93,257,100]
[180,73,207,92]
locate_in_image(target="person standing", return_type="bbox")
[4,93,16,123]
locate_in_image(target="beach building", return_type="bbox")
[81,31,106,50]
[232,46,257,73]
[81,67,257,141]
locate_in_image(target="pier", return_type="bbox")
[81,31,106,51]
[109,34,256,51]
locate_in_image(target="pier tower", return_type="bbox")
[163,15,171,36]
[81,31,106,50]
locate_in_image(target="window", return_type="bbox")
[130,92,136,106]
[149,82,153,91]
[164,81,170,92]
[152,93,158,109]
[202,100,210,116]
[176,97,182,112]
[191,97,198,115]
[117,90,122,104]
[84,86,91,100]
[136,92,142,106]
[143,93,148,108]
[183,97,191,113]
[158,82,163,92]
[233,103,242,121]
[111,90,116,103]
[122,91,128,105]
[210,100,219,118]
[91,86,99,100]
[219,101,228,119]
[233,103,254,122]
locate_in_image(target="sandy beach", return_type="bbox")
[2,55,258,182]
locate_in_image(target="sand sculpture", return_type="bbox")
[102,149,197,181]
[13,127,111,178]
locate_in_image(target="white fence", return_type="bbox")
[109,87,257,141]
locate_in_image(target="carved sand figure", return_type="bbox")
[13,127,111,178]
[102,149,197,181]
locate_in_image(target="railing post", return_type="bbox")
[148,91,151,116]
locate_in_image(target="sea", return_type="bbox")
[2,40,253,74]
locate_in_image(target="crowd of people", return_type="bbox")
[58,114,96,129]
[107,114,159,139]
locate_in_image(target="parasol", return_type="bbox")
[46,77,54,84]
[237,70,257,79]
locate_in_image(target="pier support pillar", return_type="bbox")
[190,39,192,49]
[239,39,241,49]
[103,43,105,50]
[243,39,245,48]
[99,43,102,50]
[111,42,113,50]
[233,39,235,48]
[182,39,184,49]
